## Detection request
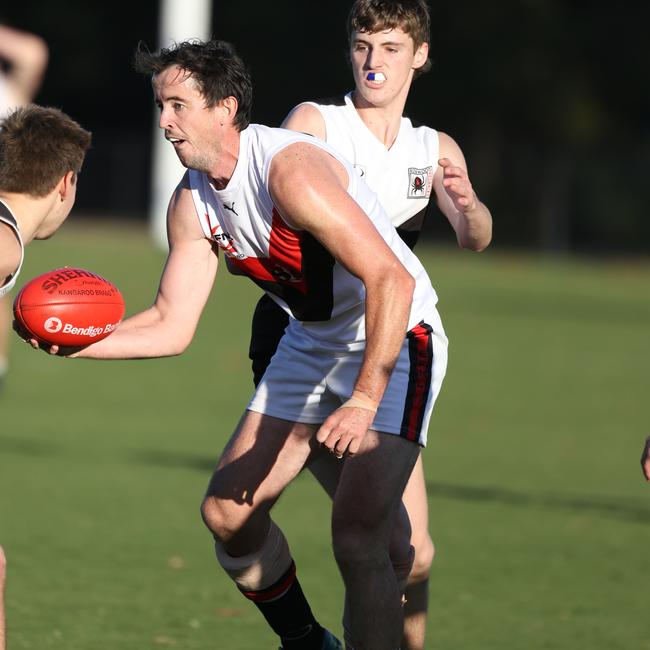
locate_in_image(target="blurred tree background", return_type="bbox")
[1,0,648,253]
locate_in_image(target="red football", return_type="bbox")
[13,267,125,348]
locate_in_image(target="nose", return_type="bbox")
[365,47,382,70]
[158,106,173,130]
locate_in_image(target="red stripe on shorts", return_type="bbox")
[400,321,433,442]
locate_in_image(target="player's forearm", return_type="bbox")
[74,306,192,359]
[454,198,492,251]
[354,270,415,406]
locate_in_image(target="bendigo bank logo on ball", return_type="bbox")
[42,316,119,339]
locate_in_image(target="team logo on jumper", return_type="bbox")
[407,167,433,199]
[44,317,63,333]
[210,221,247,260]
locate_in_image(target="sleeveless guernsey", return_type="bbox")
[188,124,438,350]
[304,93,439,249]
[0,200,25,298]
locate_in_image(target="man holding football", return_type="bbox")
[33,38,448,649]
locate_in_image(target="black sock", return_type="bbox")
[240,561,325,649]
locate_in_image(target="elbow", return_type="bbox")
[152,321,195,357]
[168,332,194,356]
[398,265,416,301]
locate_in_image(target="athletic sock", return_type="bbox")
[240,560,325,649]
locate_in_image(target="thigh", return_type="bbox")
[205,410,319,514]
[308,451,343,499]
[401,453,429,543]
[333,431,420,534]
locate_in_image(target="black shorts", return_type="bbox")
[248,294,290,387]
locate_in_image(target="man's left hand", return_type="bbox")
[316,406,376,459]
[439,157,477,213]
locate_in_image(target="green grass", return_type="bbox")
[1,221,649,649]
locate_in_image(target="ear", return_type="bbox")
[219,96,239,124]
[413,41,429,70]
[58,170,76,201]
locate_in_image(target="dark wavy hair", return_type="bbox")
[134,39,252,131]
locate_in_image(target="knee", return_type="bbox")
[409,533,435,583]
[200,495,240,544]
[331,518,387,573]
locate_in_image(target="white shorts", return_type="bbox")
[247,309,448,447]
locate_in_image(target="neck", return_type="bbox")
[351,91,407,149]
[0,192,57,244]
[208,127,242,190]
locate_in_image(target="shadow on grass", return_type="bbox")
[427,480,650,524]
[0,435,62,457]
[129,449,217,473]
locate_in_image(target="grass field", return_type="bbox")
[1,221,649,649]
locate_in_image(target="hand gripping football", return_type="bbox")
[13,267,125,348]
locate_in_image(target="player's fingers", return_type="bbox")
[333,433,354,458]
[325,434,342,455]
[347,436,362,457]
[443,165,464,179]
[316,422,333,444]
[317,420,344,452]
[443,180,467,197]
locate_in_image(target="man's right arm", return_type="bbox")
[71,174,218,360]
[281,103,327,140]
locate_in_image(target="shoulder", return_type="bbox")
[281,103,327,140]
[269,141,347,196]
[165,171,204,239]
[271,140,331,174]
[437,131,465,159]
[0,220,22,283]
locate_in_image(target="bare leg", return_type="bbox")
[332,431,419,650]
[201,411,318,555]
[401,454,434,650]
[311,449,433,649]
[201,412,339,647]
